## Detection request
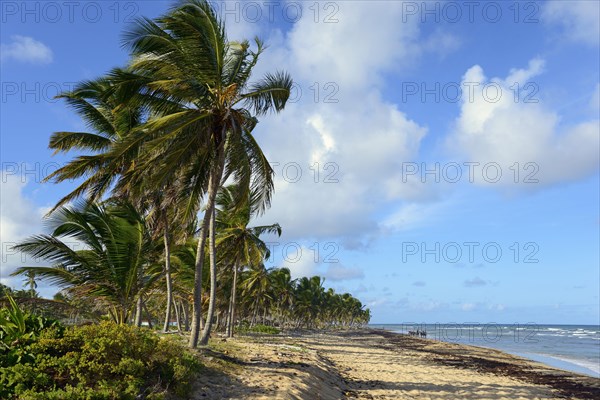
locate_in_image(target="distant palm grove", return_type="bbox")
[7,0,370,350]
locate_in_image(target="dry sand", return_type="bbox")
[191,329,600,400]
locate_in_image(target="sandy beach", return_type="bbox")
[192,329,600,400]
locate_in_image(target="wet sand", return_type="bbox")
[191,329,600,399]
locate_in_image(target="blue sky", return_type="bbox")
[1,1,598,324]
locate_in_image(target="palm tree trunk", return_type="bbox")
[225,299,232,335]
[227,262,239,338]
[119,306,128,325]
[189,145,226,348]
[162,214,173,332]
[182,300,190,331]
[143,302,153,329]
[199,206,217,345]
[189,200,211,347]
[134,297,143,327]
[189,207,212,340]
[174,299,182,332]
[250,299,259,327]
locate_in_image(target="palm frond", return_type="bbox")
[240,71,293,115]
[49,131,112,154]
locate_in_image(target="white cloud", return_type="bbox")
[543,1,600,45]
[323,263,364,282]
[447,59,600,188]
[248,2,469,242]
[0,35,53,64]
[280,245,318,279]
[278,248,364,282]
[0,174,50,293]
[220,2,264,42]
[256,95,427,241]
[461,302,476,311]
[0,175,45,246]
[284,2,421,91]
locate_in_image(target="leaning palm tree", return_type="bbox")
[215,185,281,337]
[113,0,292,347]
[11,201,159,324]
[43,75,194,334]
[44,75,146,211]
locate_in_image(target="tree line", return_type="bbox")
[9,0,370,347]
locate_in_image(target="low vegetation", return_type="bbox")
[1,298,200,400]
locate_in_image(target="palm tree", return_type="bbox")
[11,201,159,324]
[44,75,145,210]
[22,271,38,298]
[130,181,195,332]
[241,264,273,327]
[269,268,295,329]
[114,0,292,347]
[170,238,206,331]
[43,74,194,334]
[294,276,325,328]
[215,185,281,337]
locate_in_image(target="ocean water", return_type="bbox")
[369,323,600,378]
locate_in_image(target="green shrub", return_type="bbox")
[0,295,63,369]
[238,324,280,335]
[0,322,201,399]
